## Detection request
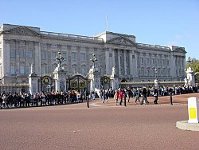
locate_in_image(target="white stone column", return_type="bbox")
[88,70,95,92]
[29,74,39,95]
[110,77,119,90]
[54,71,60,92]
[28,65,39,95]
[110,67,119,90]
[53,69,66,92]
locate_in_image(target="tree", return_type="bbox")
[186,57,199,83]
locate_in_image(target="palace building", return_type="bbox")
[0,24,186,91]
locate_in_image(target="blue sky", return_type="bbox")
[1,0,199,59]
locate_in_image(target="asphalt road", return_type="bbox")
[0,93,199,150]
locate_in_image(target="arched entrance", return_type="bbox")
[100,76,111,89]
[67,74,88,92]
[39,75,55,92]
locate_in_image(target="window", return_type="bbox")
[10,49,16,58]
[20,65,25,75]
[67,45,71,50]
[48,52,51,59]
[41,51,47,60]
[25,50,33,58]
[19,50,24,58]
[141,58,143,64]
[80,53,86,61]
[62,52,67,61]
[10,65,15,75]
[52,52,57,60]
[41,64,47,75]
[141,68,144,76]
[72,64,77,74]
[25,65,30,74]
[71,52,77,61]
[16,49,20,56]
[147,58,150,64]
[81,65,86,75]
[167,60,169,65]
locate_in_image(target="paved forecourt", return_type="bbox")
[0,93,199,150]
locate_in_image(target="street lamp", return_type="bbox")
[154,68,158,80]
[56,51,64,68]
[15,71,18,93]
[90,53,97,68]
[153,67,159,89]
[89,53,98,95]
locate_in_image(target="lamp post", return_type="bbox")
[56,51,64,68]
[54,51,65,92]
[153,67,159,89]
[154,68,158,80]
[15,70,18,93]
[90,53,97,68]
[89,53,97,98]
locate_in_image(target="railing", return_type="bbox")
[120,81,185,88]
[40,31,104,42]
[0,83,29,93]
[137,43,170,50]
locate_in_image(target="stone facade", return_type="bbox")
[0,24,186,86]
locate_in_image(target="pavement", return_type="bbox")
[176,120,199,131]
[0,93,199,150]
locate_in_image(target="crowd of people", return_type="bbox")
[0,90,86,109]
[0,85,198,109]
[99,85,199,105]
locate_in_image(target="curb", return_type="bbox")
[176,120,199,131]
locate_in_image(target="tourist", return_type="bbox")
[140,87,149,105]
[154,89,158,104]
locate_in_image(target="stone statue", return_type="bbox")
[154,79,159,89]
[111,66,115,78]
[88,66,94,80]
[30,64,33,74]
[186,67,195,87]
[184,77,188,87]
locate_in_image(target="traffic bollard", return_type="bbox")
[170,92,173,105]
[188,97,199,123]
[124,97,126,107]
[87,96,89,108]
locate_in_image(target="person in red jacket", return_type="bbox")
[119,89,125,105]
